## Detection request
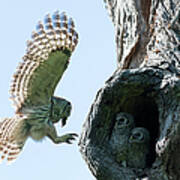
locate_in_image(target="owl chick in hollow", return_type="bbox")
[127,127,150,169]
[0,11,79,163]
[109,112,135,166]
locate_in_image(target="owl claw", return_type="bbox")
[64,133,78,144]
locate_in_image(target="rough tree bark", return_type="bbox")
[79,0,180,179]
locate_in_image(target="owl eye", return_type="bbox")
[116,116,129,127]
[118,117,128,125]
[132,132,144,141]
[64,102,71,114]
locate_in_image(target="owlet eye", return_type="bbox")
[117,117,129,126]
[129,127,150,144]
[132,132,144,141]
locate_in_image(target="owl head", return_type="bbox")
[114,112,135,134]
[129,127,150,144]
[51,96,72,126]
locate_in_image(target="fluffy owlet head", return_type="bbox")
[51,97,72,127]
[129,127,150,144]
[114,112,135,134]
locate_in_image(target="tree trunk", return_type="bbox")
[79,0,180,179]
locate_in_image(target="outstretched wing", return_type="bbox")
[9,11,78,111]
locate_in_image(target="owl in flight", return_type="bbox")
[0,11,79,163]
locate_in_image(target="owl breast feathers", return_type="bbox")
[0,11,78,164]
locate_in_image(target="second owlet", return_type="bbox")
[127,127,150,169]
[0,11,79,164]
[109,112,135,166]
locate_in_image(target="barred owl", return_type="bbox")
[127,127,150,168]
[109,112,135,166]
[0,11,79,164]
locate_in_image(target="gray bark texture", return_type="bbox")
[79,0,180,179]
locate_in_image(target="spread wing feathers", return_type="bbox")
[0,116,27,164]
[9,11,78,111]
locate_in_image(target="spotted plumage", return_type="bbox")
[109,112,135,166]
[0,11,78,164]
[109,114,150,169]
[127,127,150,168]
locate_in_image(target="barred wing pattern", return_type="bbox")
[10,11,78,111]
[0,11,78,164]
[0,116,27,163]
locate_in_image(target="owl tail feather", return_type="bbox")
[0,116,27,164]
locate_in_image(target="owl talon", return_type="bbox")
[63,133,78,144]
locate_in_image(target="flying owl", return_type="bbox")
[127,127,150,169]
[109,112,135,166]
[0,11,79,163]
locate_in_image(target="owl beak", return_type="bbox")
[61,117,67,127]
